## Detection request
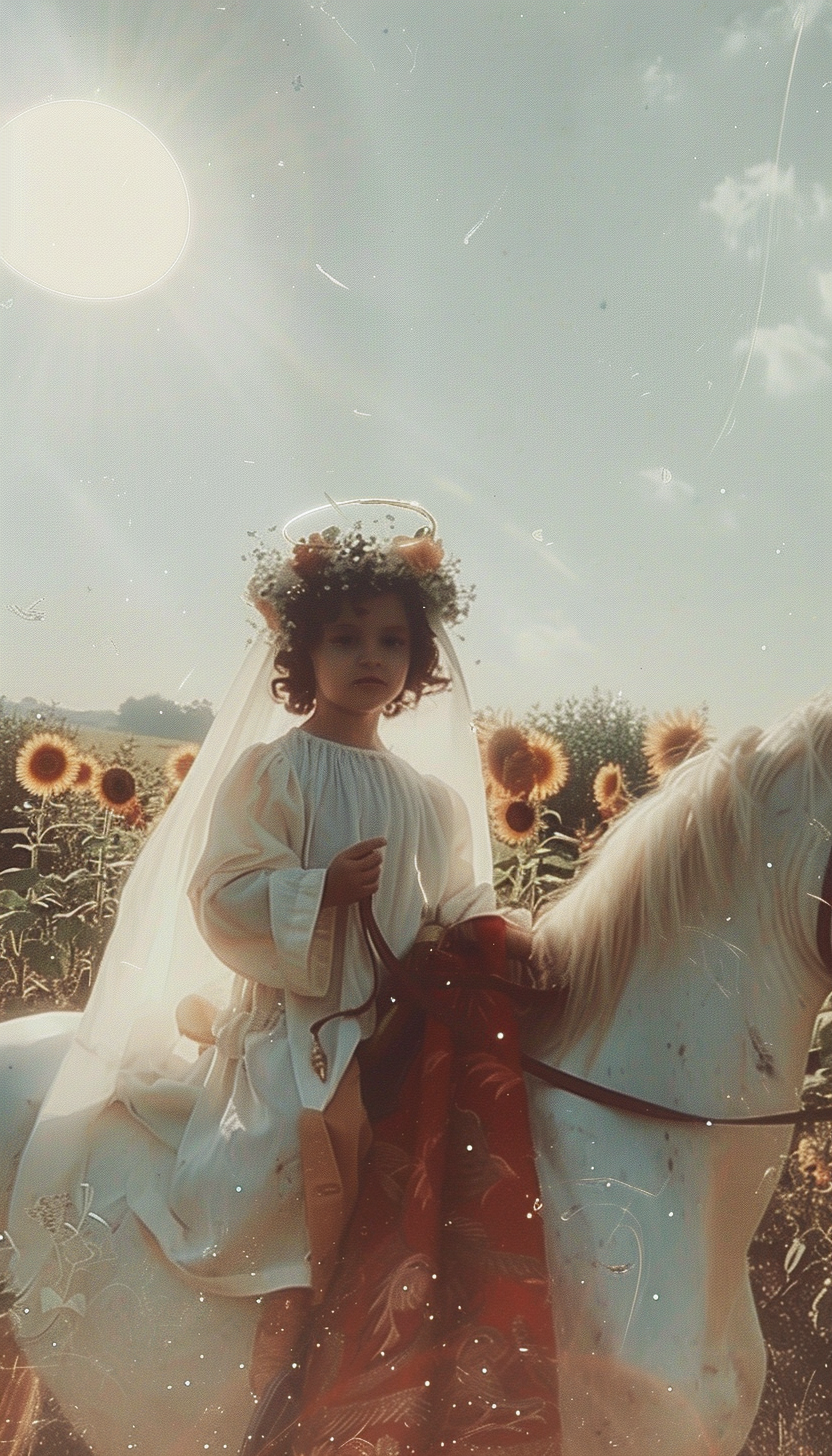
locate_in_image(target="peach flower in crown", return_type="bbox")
[292,532,337,580]
[252,595,283,636]
[388,534,445,576]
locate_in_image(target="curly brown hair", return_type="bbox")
[271,578,451,717]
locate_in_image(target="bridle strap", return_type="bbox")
[358,900,567,1012]
[817,838,832,974]
[359,901,832,1129]
[519,1053,832,1127]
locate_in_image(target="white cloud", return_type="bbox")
[817,270,832,321]
[512,616,594,666]
[808,183,832,225]
[701,164,830,259]
[701,162,796,251]
[721,3,828,57]
[639,466,695,503]
[721,7,790,56]
[737,321,832,396]
[641,58,680,105]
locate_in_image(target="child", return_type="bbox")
[7,502,552,1453]
[182,527,527,1397]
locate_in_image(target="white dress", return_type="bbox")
[115,726,496,1297]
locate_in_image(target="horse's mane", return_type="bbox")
[531,691,832,1060]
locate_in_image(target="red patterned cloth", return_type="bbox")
[285,915,561,1456]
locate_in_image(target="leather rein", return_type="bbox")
[358,839,832,1130]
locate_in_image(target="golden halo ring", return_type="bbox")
[281,497,437,547]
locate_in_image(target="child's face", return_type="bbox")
[309,592,411,720]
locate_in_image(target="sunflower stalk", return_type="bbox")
[94,810,111,922]
[1,714,167,1006]
[493,830,580,913]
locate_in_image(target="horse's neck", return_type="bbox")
[565,912,827,1118]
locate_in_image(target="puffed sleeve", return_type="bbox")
[423,775,498,926]
[188,743,335,997]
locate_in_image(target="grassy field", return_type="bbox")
[72,724,197,769]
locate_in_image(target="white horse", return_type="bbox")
[1,691,830,1456]
[527,691,832,1455]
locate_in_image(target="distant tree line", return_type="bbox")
[115,696,214,741]
[2,696,215,743]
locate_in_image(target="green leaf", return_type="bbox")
[0,910,37,935]
[53,900,97,921]
[24,939,65,977]
[54,916,102,951]
[54,919,101,952]
[42,867,89,886]
[0,867,41,892]
[0,889,30,911]
[72,922,103,953]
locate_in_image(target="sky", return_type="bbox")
[1,0,830,741]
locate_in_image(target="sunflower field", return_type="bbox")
[0,705,198,1012]
[477,688,711,914]
[0,689,712,1011]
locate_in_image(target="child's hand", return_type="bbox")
[321,838,386,908]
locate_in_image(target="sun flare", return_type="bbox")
[0,100,190,299]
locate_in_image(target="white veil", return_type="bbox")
[6,504,492,1304]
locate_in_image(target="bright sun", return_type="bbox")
[0,99,190,300]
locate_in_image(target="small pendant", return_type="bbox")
[310,1034,328,1082]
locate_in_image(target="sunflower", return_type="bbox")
[479,718,569,802]
[97,765,138,815]
[15,732,79,797]
[481,721,528,788]
[490,796,541,846]
[71,755,101,795]
[165,743,200,792]
[593,762,630,821]
[526,728,569,800]
[644,708,711,780]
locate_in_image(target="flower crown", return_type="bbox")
[244,522,474,642]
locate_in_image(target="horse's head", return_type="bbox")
[531,691,832,1060]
